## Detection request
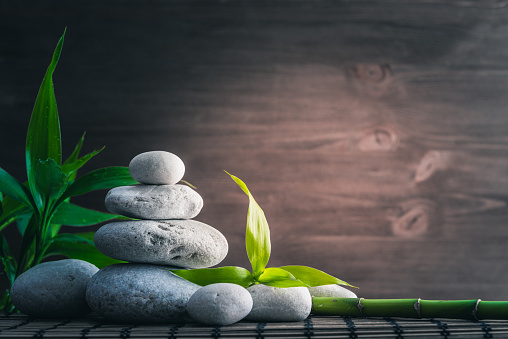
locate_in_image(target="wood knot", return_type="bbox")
[351,64,390,83]
[414,151,449,183]
[358,127,398,151]
[390,199,436,237]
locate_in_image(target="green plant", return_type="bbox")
[171,174,508,321]
[172,172,356,289]
[0,29,138,313]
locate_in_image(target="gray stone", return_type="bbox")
[245,284,312,322]
[309,284,357,298]
[105,184,203,220]
[94,220,228,268]
[129,151,185,185]
[86,263,200,323]
[10,259,98,318]
[187,283,253,325]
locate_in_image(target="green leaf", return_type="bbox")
[50,223,61,238]
[44,232,125,268]
[0,234,17,286]
[35,158,68,203]
[0,167,34,208]
[171,266,256,288]
[52,202,128,226]
[16,213,39,276]
[51,233,94,246]
[0,290,15,314]
[59,167,138,202]
[179,180,197,189]
[226,172,271,278]
[279,265,357,288]
[61,147,105,177]
[16,211,33,236]
[63,132,85,181]
[257,267,308,288]
[0,197,31,233]
[26,28,66,208]
[64,132,85,165]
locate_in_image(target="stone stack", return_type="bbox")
[86,151,229,323]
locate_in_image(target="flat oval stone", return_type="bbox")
[310,284,357,298]
[11,259,98,318]
[245,284,312,322]
[94,220,228,268]
[86,263,199,323]
[105,184,203,220]
[129,151,185,185]
[187,283,253,325]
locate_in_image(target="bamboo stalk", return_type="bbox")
[311,298,508,320]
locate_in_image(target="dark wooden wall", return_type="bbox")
[2,0,508,300]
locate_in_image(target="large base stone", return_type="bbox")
[86,264,200,323]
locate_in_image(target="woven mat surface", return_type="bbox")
[1,314,507,338]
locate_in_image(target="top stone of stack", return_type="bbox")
[129,151,185,185]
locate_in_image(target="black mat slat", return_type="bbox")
[2,315,508,338]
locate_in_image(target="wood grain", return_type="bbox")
[1,0,508,300]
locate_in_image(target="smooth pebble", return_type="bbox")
[245,284,312,322]
[10,259,98,318]
[105,184,203,220]
[86,264,199,323]
[309,284,357,298]
[187,283,253,325]
[129,151,185,185]
[94,220,228,268]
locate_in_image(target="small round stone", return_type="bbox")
[129,151,185,185]
[309,284,357,298]
[245,284,312,322]
[187,283,253,325]
[10,259,98,318]
[105,184,203,220]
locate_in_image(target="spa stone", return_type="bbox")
[129,151,185,185]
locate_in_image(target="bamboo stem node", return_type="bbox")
[472,299,481,321]
[414,298,422,318]
[357,298,365,317]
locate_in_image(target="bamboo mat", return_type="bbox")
[1,314,508,338]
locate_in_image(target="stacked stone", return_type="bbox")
[86,151,229,323]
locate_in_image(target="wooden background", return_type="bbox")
[1,0,508,300]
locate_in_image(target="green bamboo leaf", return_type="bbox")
[0,197,31,233]
[0,290,15,314]
[26,28,66,208]
[61,147,105,177]
[64,132,85,165]
[52,233,94,246]
[0,167,34,208]
[64,132,85,181]
[35,158,68,203]
[52,202,129,226]
[59,167,138,202]
[179,180,197,189]
[226,172,271,278]
[171,266,256,288]
[50,223,61,238]
[257,267,308,288]
[45,232,125,268]
[279,265,357,288]
[16,211,32,236]
[16,213,39,276]
[0,234,17,285]
[0,192,3,215]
